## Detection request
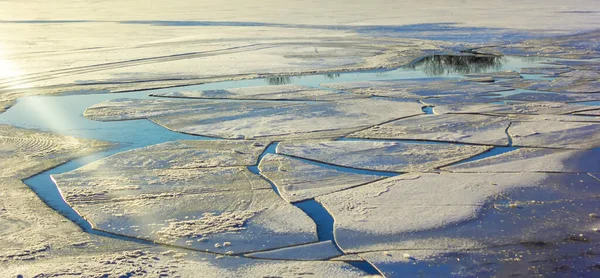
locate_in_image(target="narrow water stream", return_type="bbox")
[247,142,281,195]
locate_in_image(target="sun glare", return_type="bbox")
[0,59,21,78]
[0,43,30,89]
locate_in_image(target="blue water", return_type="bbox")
[575,101,600,106]
[449,147,518,166]
[422,106,435,114]
[519,73,556,80]
[294,200,338,242]
[0,93,203,143]
[247,142,281,195]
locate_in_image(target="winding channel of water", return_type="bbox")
[0,55,589,274]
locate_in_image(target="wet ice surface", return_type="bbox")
[2,52,600,276]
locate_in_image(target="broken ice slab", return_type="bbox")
[59,189,317,254]
[53,140,272,198]
[84,98,424,140]
[52,141,318,254]
[497,71,600,94]
[349,114,511,146]
[320,78,513,98]
[55,166,272,200]
[433,101,597,116]
[149,84,364,101]
[276,140,491,173]
[508,120,600,149]
[520,66,571,76]
[75,140,270,170]
[443,147,600,173]
[316,172,600,253]
[559,69,600,80]
[316,173,544,252]
[509,114,600,123]
[548,60,600,72]
[499,92,600,103]
[245,240,343,260]
[258,154,384,203]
